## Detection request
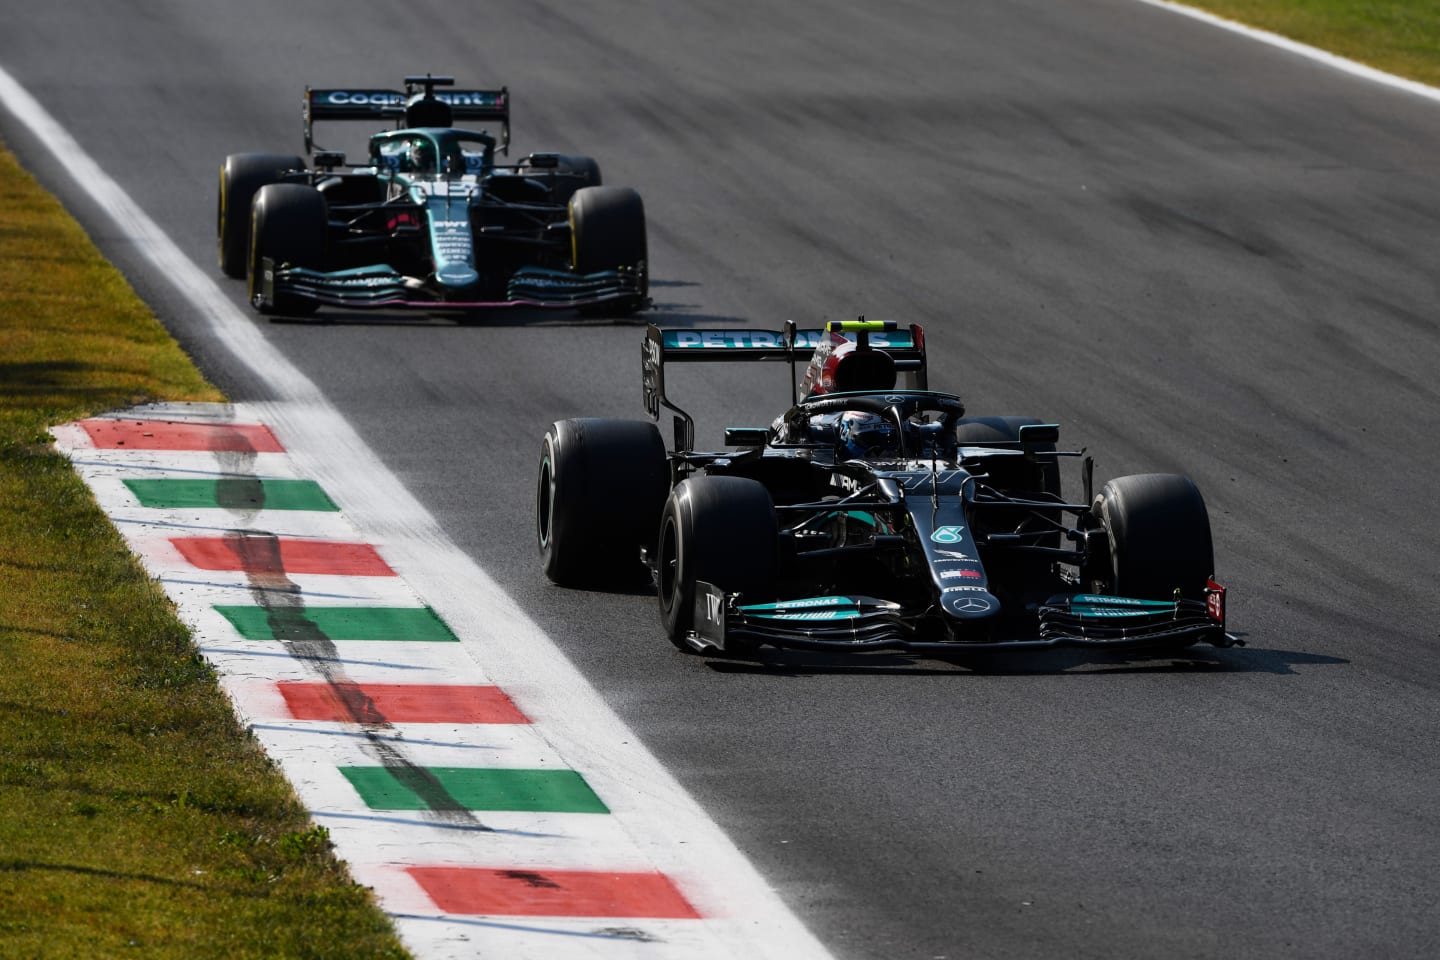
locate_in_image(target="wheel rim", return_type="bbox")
[657,513,679,614]
[536,449,555,550]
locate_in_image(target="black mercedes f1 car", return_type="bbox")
[536,320,1232,655]
[217,75,647,315]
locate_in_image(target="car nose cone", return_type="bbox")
[941,590,999,618]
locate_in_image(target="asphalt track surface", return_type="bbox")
[5,2,1440,957]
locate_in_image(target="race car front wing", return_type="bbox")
[683,580,1234,654]
[255,258,648,311]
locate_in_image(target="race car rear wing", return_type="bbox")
[303,76,510,154]
[643,319,927,451]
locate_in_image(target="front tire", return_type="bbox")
[218,153,305,278]
[1089,473,1214,601]
[570,186,647,313]
[247,183,327,316]
[657,476,778,650]
[537,419,670,587]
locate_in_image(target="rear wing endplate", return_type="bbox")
[303,83,510,154]
[643,320,927,451]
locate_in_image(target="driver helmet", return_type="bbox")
[838,411,898,460]
[409,139,436,172]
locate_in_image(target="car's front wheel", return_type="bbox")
[569,186,647,313]
[1088,473,1213,603]
[247,183,327,316]
[657,476,778,651]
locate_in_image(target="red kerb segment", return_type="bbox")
[171,536,395,576]
[407,867,700,918]
[77,419,285,452]
[279,683,529,724]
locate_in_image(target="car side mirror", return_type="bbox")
[723,427,768,447]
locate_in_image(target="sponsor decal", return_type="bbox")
[704,592,723,624]
[945,595,992,613]
[665,330,785,349]
[661,330,916,350]
[280,267,401,289]
[1072,607,1156,619]
[430,217,472,263]
[829,473,860,494]
[1207,588,1225,623]
[322,90,504,108]
[934,549,977,563]
[759,596,852,609]
[898,470,966,492]
[942,585,988,592]
[930,525,966,544]
[765,610,859,621]
[1072,594,1170,608]
[324,91,408,107]
[939,569,982,580]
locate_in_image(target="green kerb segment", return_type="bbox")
[214,605,458,642]
[340,767,609,813]
[123,478,338,511]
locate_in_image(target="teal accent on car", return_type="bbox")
[662,329,916,350]
[1070,595,1177,618]
[740,596,863,621]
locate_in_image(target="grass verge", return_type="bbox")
[0,140,410,958]
[1177,0,1440,87]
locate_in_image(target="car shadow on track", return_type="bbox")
[705,641,1348,677]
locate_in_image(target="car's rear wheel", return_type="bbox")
[552,154,602,203]
[955,416,1063,599]
[952,416,1061,497]
[537,418,670,587]
[1088,473,1213,602]
[657,476,778,651]
[247,183,327,316]
[569,185,647,313]
[217,153,305,278]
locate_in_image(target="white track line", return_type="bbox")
[1132,0,1440,103]
[0,64,834,960]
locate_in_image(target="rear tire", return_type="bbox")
[657,476,778,650]
[570,186,647,313]
[955,417,1062,600]
[953,416,1060,497]
[537,419,670,587]
[552,154,602,203]
[218,153,305,278]
[247,183,327,316]
[1090,473,1213,601]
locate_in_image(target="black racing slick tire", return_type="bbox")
[218,153,305,278]
[1090,473,1214,602]
[247,183,327,316]
[657,476,778,651]
[537,419,670,587]
[552,155,602,203]
[570,186,648,312]
[952,416,1061,498]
